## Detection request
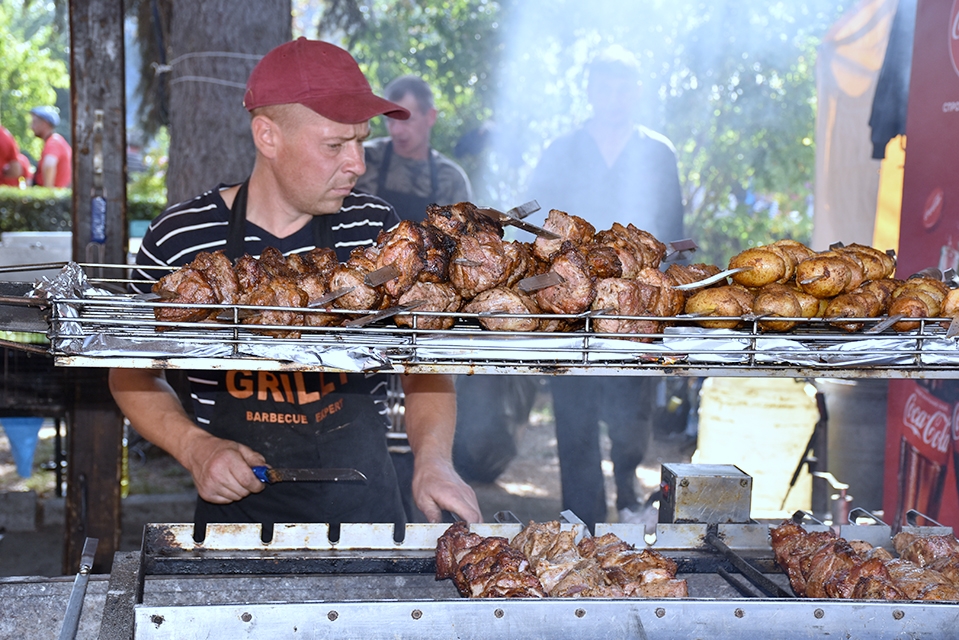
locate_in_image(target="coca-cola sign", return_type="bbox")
[903,388,952,463]
[951,0,959,79]
[923,188,944,230]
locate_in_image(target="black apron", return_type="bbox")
[193,180,405,527]
[376,141,438,223]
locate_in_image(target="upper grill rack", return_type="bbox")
[6,262,959,376]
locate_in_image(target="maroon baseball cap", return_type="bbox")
[243,38,409,124]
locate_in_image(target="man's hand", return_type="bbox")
[411,454,482,524]
[182,431,267,504]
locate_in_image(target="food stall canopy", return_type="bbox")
[813,0,898,250]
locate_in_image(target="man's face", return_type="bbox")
[587,71,641,126]
[268,105,370,215]
[30,115,50,139]
[385,93,436,160]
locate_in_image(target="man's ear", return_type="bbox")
[426,107,438,129]
[250,114,278,159]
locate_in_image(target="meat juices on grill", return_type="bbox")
[394,282,461,330]
[534,243,595,315]
[532,209,596,262]
[591,278,661,339]
[462,287,542,332]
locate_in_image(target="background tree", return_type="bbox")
[0,0,70,161]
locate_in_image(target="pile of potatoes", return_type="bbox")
[684,240,959,333]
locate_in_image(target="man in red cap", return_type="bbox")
[29,106,71,188]
[110,39,481,528]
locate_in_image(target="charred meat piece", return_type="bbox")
[330,264,385,312]
[582,242,624,280]
[418,225,455,283]
[591,278,662,339]
[435,522,546,599]
[593,223,667,276]
[462,287,542,332]
[504,241,535,287]
[893,532,959,567]
[449,227,516,299]
[375,220,427,299]
[394,282,461,330]
[152,267,218,324]
[532,209,596,262]
[287,247,338,305]
[190,250,240,305]
[635,267,685,317]
[234,254,267,293]
[665,263,722,288]
[424,201,503,239]
[257,246,297,279]
[534,243,595,315]
[239,276,308,338]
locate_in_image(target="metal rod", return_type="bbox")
[717,566,760,598]
[57,537,98,640]
[705,532,793,599]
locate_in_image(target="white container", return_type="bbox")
[693,377,819,519]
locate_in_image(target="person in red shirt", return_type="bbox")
[29,106,71,188]
[0,125,30,187]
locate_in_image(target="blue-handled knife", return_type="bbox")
[252,466,368,484]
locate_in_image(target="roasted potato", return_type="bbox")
[729,248,788,287]
[796,256,852,298]
[685,285,750,329]
[824,290,883,332]
[753,289,802,332]
[817,250,865,292]
[770,239,816,265]
[889,291,941,332]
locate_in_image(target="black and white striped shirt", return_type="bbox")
[133,184,401,428]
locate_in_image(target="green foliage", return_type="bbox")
[0,1,70,160]
[0,186,71,232]
[127,127,170,208]
[0,186,165,233]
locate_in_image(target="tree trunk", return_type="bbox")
[167,0,291,205]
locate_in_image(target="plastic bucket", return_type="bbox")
[693,378,819,519]
[2,417,44,478]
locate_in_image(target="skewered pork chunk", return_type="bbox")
[893,532,959,567]
[532,209,596,262]
[504,241,536,287]
[152,266,218,324]
[239,276,308,338]
[665,263,722,288]
[463,287,542,332]
[449,226,516,299]
[418,225,455,284]
[635,267,685,317]
[152,251,240,325]
[591,278,661,339]
[287,247,338,304]
[394,282,461,330]
[330,264,384,312]
[191,250,240,305]
[883,559,959,600]
[423,201,502,238]
[534,243,595,315]
[435,522,546,598]
[582,242,624,279]
[375,219,427,300]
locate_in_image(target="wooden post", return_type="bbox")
[66,0,127,574]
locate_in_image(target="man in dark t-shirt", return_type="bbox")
[527,45,685,532]
[110,39,481,528]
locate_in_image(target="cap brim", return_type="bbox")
[303,92,410,124]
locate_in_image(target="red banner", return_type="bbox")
[883,0,959,528]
